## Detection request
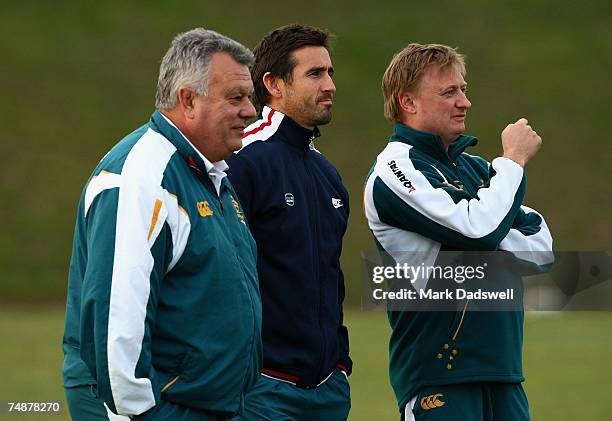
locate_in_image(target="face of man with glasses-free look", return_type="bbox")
[365,43,552,421]
[62,28,262,421]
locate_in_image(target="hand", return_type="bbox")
[501,118,542,167]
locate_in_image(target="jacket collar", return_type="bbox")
[264,106,321,150]
[390,122,478,163]
[150,110,228,176]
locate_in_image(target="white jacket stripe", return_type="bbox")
[239,106,284,150]
[365,172,441,291]
[107,128,176,415]
[84,171,121,216]
[375,142,524,239]
[163,189,191,272]
[499,205,554,265]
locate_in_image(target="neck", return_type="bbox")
[160,109,185,133]
[399,120,456,149]
[160,109,219,161]
[266,102,314,130]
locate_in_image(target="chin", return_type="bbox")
[229,138,244,152]
[314,112,333,126]
[452,124,466,134]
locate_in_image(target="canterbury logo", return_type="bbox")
[332,198,343,208]
[197,201,214,217]
[420,393,445,411]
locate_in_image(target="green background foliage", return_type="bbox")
[1,1,610,419]
[1,0,610,301]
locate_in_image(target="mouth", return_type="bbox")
[317,96,333,106]
[452,115,466,121]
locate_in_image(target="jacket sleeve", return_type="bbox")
[336,268,352,375]
[78,170,172,416]
[336,183,352,375]
[369,156,526,250]
[498,205,554,268]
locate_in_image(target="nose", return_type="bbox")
[322,73,336,93]
[457,90,471,109]
[241,98,257,119]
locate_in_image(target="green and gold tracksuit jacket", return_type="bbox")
[363,123,553,410]
[62,111,262,417]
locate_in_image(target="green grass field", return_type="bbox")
[1,307,610,420]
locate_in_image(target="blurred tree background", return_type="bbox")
[1,0,610,302]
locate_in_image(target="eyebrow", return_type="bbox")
[227,86,254,96]
[438,83,467,92]
[305,65,334,75]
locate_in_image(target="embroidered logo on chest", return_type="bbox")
[230,194,246,224]
[197,201,214,217]
[285,193,295,207]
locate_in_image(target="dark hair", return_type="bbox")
[251,24,332,111]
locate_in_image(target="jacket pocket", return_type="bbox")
[160,375,180,393]
[449,301,469,341]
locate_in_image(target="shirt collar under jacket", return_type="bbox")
[390,122,478,164]
[263,106,321,151]
[152,111,228,196]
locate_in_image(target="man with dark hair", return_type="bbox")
[62,28,261,420]
[226,24,351,420]
[364,43,553,420]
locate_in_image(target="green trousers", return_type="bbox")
[65,385,232,420]
[402,382,530,421]
[65,385,128,421]
[240,369,351,420]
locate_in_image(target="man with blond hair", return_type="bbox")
[364,44,553,420]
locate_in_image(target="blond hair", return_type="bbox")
[382,43,465,122]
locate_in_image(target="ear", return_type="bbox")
[177,87,197,119]
[399,92,417,114]
[262,72,283,99]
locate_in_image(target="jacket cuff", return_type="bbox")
[338,357,353,376]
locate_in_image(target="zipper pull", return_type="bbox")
[308,135,316,151]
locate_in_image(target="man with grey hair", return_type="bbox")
[62,28,261,420]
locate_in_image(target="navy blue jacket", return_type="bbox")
[226,106,351,387]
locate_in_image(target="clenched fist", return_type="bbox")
[501,118,542,167]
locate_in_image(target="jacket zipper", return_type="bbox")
[221,184,257,395]
[303,143,325,381]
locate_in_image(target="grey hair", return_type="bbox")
[155,28,254,110]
